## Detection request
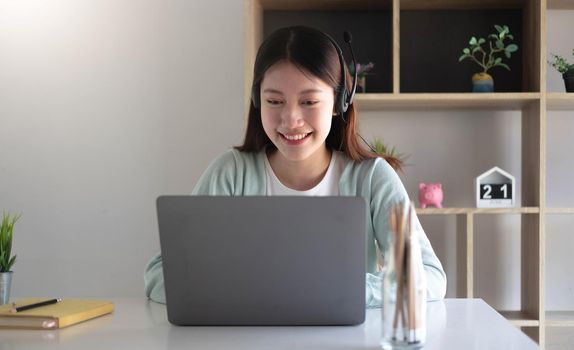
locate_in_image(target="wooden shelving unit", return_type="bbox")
[500,310,541,327]
[547,93,574,110]
[546,311,574,327]
[546,208,574,214]
[416,207,540,215]
[354,93,540,111]
[244,0,573,347]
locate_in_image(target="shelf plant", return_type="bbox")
[0,212,20,304]
[458,25,519,92]
[349,62,374,93]
[548,50,574,92]
[0,213,19,272]
[370,138,409,173]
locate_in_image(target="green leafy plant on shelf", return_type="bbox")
[548,50,574,93]
[458,25,519,92]
[0,213,20,273]
[548,50,574,74]
[370,138,409,173]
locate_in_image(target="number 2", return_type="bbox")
[483,185,492,199]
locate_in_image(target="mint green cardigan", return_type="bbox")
[144,149,447,307]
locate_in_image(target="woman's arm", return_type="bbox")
[144,253,166,303]
[367,159,447,307]
[143,151,239,303]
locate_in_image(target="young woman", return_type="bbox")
[145,26,446,306]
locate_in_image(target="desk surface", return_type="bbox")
[0,298,539,349]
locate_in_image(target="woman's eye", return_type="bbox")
[302,100,319,106]
[266,100,283,105]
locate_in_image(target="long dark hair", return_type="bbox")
[235,26,401,171]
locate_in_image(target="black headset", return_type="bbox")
[251,29,358,118]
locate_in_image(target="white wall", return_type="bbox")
[0,1,572,313]
[0,0,244,297]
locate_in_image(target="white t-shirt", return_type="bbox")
[264,151,347,196]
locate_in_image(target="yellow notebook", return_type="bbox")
[0,298,114,329]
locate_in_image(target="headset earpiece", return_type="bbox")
[335,86,348,115]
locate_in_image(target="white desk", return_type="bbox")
[0,298,539,349]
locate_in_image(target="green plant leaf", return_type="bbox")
[469,37,477,45]
[0,212,19,273]
[505,51,511,59]
[463,48,470,54]
[458,54,468,62]
[506,44,518,53]
[478,38,486,45]
[495,57,502,64]
[507,34,514,40]
[6,255,16,271]
[495,24,503,33]
[496,40,504,49]
[498,63,511,71]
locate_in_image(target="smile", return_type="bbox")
[280,132,311,141]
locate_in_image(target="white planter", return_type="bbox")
[0,271,13,305]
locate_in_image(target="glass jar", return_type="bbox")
[381,206,427,349]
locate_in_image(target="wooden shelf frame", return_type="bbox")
[500,310,541,327]
[546,93,574,110]
[546,311,574,327]
[243,0,570,347]
[354,93,541,111]
[416,207,540,215]
[547,0,574,9]
[545,208,574,214]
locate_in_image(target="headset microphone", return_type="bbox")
[343,31,358,108]
[342,31,378,155]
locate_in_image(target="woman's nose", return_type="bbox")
[281,104,304,128]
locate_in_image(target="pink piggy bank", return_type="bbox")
[418,183,443,208]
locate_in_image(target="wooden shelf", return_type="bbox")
[499,310,540,327]
[258,0,391,10]
[416,207,540,215]
[545,208,574,214]
[354,93,540,111]
[546,93,574,110]
[546,311,574,327]
[547,0,574,10]
[401,0,525,10]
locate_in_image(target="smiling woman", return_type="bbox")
[144,26,447,307]
[258,61,335,190]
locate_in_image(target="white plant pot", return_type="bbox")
[0,271,13,305]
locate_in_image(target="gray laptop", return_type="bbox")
[156,196,366,326]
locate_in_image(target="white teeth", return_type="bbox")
[283,133,308,141]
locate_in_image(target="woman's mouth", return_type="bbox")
[280,132,312,145]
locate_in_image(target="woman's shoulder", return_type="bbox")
[192,149,267,196]
[339,153,406,200]
[206,148,264,171]
[341,153,397,179]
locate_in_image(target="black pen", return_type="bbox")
[10,299,63,313]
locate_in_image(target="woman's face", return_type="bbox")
[259,61,335,163]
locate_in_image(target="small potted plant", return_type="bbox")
[349,62,375,92]
[548,50,574,92]
[459,25,519,92]
[370,138,409,173]
[0,213,20,305]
